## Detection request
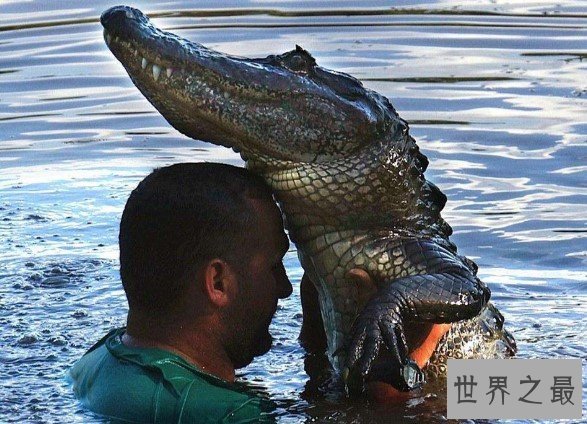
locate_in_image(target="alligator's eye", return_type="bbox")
[286,54,309,72]
[279,45,316,74]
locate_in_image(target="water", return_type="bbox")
[0,1,585,422]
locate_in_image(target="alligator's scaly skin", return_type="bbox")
[101,6,516,390]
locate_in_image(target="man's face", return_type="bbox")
[224,198,292,369]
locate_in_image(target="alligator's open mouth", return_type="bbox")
[101,6,401,164]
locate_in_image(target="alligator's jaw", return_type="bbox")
[101,6,401,164]
[100,6,253,156]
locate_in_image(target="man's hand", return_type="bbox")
[364,323,451,402]
[410,323,452,369]
[343,265,488,399]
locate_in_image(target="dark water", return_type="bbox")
[0,1,585,422]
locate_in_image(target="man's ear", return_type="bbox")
[203,259,236,307]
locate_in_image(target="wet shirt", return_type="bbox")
[69,328,274,423]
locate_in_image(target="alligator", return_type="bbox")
[101,6,516,395]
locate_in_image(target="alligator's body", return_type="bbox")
[101,6,515,391]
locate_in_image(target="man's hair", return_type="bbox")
[119,162,273,314]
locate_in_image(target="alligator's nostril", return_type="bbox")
[100,5,138,29]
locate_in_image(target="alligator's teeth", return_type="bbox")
[141,58,148,69]
[166,68,173,78]
[152,64,161,81]
[106,34,112,44]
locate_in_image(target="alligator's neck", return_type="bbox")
[245,133,453,250]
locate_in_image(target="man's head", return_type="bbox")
[119,162,291,368]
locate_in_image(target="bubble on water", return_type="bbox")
[41,276,70,287]
[41,276,70,288]
[12,281,34,291]
[27,273,42,283]
[72,310,88,319]
[48,336,68,346]
[25,214,48,222]
[18,335,38,345]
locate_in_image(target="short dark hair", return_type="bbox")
[119,162,273,314]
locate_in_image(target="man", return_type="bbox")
[69,162,292,423]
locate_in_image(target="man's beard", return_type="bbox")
[223,298,275,369]
[252,327,273,357]
[227,326,273,369]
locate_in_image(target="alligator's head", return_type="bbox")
[101,6,406,164]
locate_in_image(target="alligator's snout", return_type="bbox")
[101,5,139,29]
[101,6,155,48]
[101,6,405,164]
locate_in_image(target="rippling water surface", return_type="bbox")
[0,1,585,422]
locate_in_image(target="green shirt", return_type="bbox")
[69,328,274,423]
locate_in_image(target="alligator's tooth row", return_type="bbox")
[103,30,174,82]
[152,64,161,80]
[140,57,174,81]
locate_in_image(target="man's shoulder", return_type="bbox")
[69,329,273,423]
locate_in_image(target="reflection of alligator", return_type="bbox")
[101,6,516,393]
